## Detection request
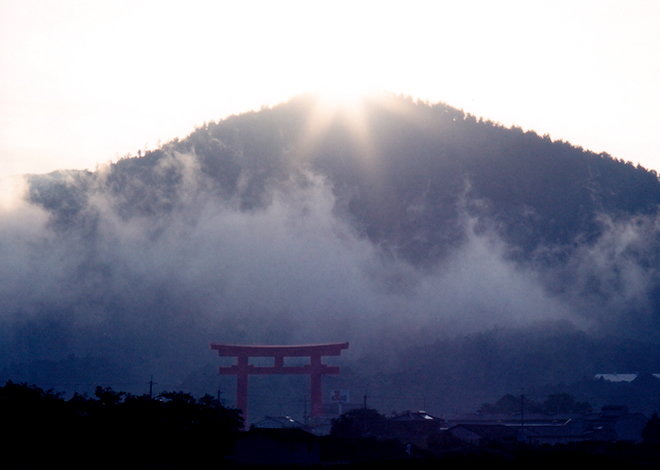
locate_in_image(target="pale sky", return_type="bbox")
[1,0,659,179]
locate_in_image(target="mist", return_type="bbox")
[2,95,660,415]
[0,160,562,355]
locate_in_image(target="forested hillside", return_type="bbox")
[29,94,660,264]
[4,93,660,415]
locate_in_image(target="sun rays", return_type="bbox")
[292,90,381,171]
[290,89,427,174]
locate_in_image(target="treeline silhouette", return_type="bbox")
[0,380,242,468]
[2,382,659,467]
[479,391,592,415]
[324,406,660,466]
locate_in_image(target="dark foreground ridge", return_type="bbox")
[3,381,660,468]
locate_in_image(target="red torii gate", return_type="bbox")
[210,342,349,423]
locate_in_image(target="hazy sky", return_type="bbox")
[2,0,659,179]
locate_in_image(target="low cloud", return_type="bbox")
[0,152,658,387]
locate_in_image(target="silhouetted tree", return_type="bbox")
[0,381,243,466]
[543,393,575,414]
[642,411,660,444]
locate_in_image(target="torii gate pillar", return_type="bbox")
[211,342,349,424]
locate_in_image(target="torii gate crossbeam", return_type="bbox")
[210,342,349,424]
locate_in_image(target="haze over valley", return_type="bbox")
[3,93,660,417]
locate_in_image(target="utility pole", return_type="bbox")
[520,388,525,441]
[303,395,308,424]
[148,375,157,398]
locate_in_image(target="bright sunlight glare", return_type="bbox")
[1,1,659,178]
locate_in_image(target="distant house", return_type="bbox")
[447,405,648,445]
[595,373,638,382]
[253,415,310,430]
[448,423,522,445]
[252,414,334,436]
[305,415,334,436]
[586,405,648,443]
[233,428,321,466]
[595,373,660,382]
[386,410,446,447]
[500,420,587,444]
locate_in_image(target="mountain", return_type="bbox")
[4,92,660,415]
[29,94,660,261]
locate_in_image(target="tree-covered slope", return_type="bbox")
[7,93,660,413]
[28,93,660,263]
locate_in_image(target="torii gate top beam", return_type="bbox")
[210,342,349,358]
